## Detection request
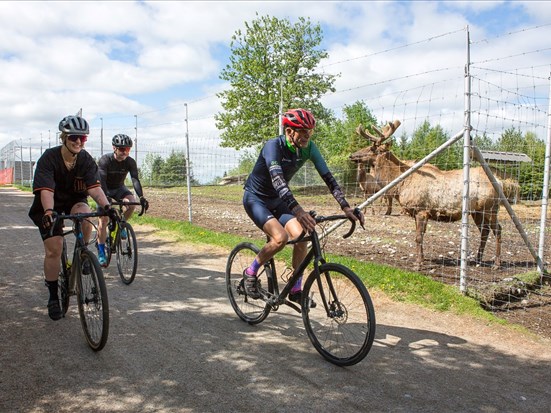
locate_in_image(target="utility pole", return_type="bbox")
[184,103,192,223]
[100,117,104,155]
[134,115,138,163]
[279,78,284,135]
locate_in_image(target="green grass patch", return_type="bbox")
[132,213,502,326]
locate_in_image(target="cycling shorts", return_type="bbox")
[106,186,133,201]
[243,190,295,230]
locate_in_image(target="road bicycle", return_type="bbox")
[55,211,109,351]
[102,200,146,285]
[226,210,376,366]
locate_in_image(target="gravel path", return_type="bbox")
[1,186,550,412]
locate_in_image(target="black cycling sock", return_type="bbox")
[45,280,58,300]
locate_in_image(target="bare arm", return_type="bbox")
[88,187,111,210]
[40,190,55,212]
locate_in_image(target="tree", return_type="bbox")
[159,150,198,186]
[215,14,338,150]
[141,153,164,185]
[405,120,461,170]
[315,101,378,183]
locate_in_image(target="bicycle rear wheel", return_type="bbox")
[76,250,109,351]
[226,242,273,324]
[58,238,71,315]
[302,263,376,366]
[116,222,138,284]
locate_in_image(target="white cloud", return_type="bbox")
[0,0,548,184]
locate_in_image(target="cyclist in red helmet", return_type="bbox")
[242,108,364,303]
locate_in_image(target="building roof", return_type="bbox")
[479,150,532,163]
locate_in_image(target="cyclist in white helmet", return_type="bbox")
[29,115,113,320]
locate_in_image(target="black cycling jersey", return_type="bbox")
[98,153,143,198]
[244,135,350,211]
[28,146,101,222]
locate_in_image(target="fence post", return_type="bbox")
[460,25,471,293]
[537,73,551,278]
[184,103,192,223]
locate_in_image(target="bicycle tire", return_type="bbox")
[116,223,138,284]
[105,232,113,267]
[302,263,376,366]
[76,249,109,351]
[58,238,70,315]
[226,242,273,325]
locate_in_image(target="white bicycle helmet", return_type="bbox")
[59,116,89,134]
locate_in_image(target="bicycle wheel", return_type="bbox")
[58,238,71,315]
[104,233,113,267]
[226,242,273,324]
[76,249,109,351]
[116,222,138,284]
[302,263,376,366]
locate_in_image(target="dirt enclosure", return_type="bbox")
[146,186,551,340]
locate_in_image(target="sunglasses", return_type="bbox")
[292,128,313,136]
[116,147,131,153]
[67,135,88,143]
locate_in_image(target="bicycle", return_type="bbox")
[101,200,145,285]
[54,211,110,351]
[226,210,376,366]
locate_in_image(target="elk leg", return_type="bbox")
[472,212,491,265]
[490,218,502,268]
[385,195,392,215]
[414,212,429,269]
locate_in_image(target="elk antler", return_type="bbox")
[379,120,401,143]
[356,120,401,144]
[355,124,382,143]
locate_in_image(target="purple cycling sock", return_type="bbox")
[245,258,261,276]
[291,275,303,293]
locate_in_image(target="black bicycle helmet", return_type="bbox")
[282,108,316,129]
[112,134,133,147]
[58,115,89,134]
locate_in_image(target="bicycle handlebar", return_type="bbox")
[287,208,363,244]
[109,199,147,216]
[48,211,108,237]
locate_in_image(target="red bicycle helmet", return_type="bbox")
[282,108,316,129]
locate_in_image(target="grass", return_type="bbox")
[132,212,503,326]
[8,183,509,328]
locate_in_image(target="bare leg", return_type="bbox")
[254,218,288,266]
[123,195,137,221]
[43,236,63,282]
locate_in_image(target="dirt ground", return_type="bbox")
[146,186,551,341]
[2,186,551,412]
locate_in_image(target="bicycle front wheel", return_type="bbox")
[76,250,109,351]
[58,238,70,315]
[116,223,138,284]
[226,242,273,325]
[302,263,376,366]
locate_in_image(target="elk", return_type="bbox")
[350,120,508,270]
[356,162,395,215]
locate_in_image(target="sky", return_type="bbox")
[1,1,550,182]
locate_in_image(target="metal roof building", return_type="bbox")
[479,150,532,163]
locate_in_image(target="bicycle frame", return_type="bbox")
[62,217,89,294]
[262,212,358,312]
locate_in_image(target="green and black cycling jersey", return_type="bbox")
[244,135,349,211]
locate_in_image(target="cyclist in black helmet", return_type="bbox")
[242,108,364,303]
[28,115,113,320]
[96,134,149,266]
